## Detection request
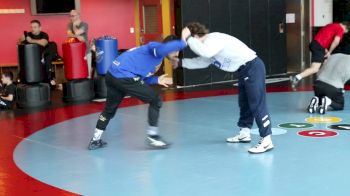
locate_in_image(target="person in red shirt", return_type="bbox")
[290,21,350,90]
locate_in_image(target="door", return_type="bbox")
[139,0,163,44]
[250,0,270,72]
[268,0,287,74]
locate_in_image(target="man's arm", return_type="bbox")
[67,23,76,37]
[150,40,187,58]
[67,29,85,42]
[187,36,225,58]
[27,37,48,47]
[18,35,25,44]
[73,23,88,42]
[326,36,341,57]
[73,26,86,36]
[1,94,13,102]
[182,57,212,69]
[144,74,173,87]
[144,76,159,85]
[67,29,75,37]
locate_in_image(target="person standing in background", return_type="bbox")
[67,10,92,78]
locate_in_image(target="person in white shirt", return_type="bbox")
[180,22,273,154]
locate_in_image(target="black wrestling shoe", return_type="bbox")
[307,96,319,114]
[146,135,170,149]
[88,139,108,150]
[290,76,299,91]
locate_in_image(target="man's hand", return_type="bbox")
[158,74,173,87]
[26,36,33,43]
[73,20,81,27]
[18,35,25,44]
[91,43,96,52]
[169,57,180,69]
[324,51,331,58]
[181,27,191,41]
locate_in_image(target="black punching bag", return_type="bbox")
[18,44,43,83]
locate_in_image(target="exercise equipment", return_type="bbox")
[93,36,118,98]
[18,44,43,83]
[16,83,50,108]
[16,44,50,108]
[62,41,95,102]
[63,79,95,102]
[95,36,118,75]
[62,41,88,80]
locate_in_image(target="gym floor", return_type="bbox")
[1,76,350,196]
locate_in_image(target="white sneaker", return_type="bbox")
[307,96,319,114]
[226,129,251,143]
[146,135,170,149]
[319,96,332,115]
[248,135,274,154]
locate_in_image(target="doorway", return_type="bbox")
[135,0,175,76]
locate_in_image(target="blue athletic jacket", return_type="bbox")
[108,40,187,84]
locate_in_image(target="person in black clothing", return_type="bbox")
[18,20,56,86]
[19,20,49,48]
[0,72,16,110]
[87,34,187,150]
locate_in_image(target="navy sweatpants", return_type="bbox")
[237,57,272,137]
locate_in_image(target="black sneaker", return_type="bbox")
[290,76,299,91]
[88,139,108,150]
[146,135,170,149]
[307,96,319,114]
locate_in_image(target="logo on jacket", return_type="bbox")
[113,60,120,66]
[146,72,153,77]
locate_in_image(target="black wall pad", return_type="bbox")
[176,0,287,86]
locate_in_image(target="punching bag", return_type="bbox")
[95,36,118,75]
[18,44,43,83]
[17,83,51,108]
[62,42,88,80]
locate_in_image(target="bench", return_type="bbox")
[0,60,65,82]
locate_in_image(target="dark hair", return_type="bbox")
[341,21,350,30]
[30,20,41,26]
[162,35,180,43]
[2,71,13,81]
[187,22,209,37]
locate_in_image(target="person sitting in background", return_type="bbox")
[307,53,350,114]
[67,10,92,78]
[0,72,16,110]
[18,20,48,48]
[18,20,56,87]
